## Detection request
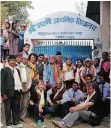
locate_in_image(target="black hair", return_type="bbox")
[72,81,78,85]
[28,53,38,61]
[23,43,30,47]
[99,74,105,79]
[102,52,108,57]
[5,22,11,29]
[12,22,16,30]
[85,74,92,80]
[77,59,83,64]
[95,58,100,63]
[38,54,44,57]
[56,51,62,55]
[8,55,16,61]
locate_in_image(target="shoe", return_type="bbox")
[12,124,23,128]
[37,120,43,128]
[52,120,65,128]
[20,119,24,122]
[6,126,12,128]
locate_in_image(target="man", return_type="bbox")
[15,53,22,67]
[16,54,32,121]
[37,54,44,80]
[100,52,110,83]
[94,58,100,84]
[52,82,103,128]
[46,55,59,88]
[81,58,96,92]
[62,82,84,117]
[43,54,49,84]
[21,43,30,58]
[47,78,67,117]
[99,75,110,117]
[1,55,23,128]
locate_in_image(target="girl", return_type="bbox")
[28,80,47,128]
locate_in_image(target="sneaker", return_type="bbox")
[12,124,23,128]
[6,126,12,128]
[52,120,66,128]
[37,120,43,128]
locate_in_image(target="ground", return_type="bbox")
[1,103,110,128]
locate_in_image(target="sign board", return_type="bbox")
[24,11,102,58]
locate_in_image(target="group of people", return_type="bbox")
[1,43,110,128]
[0,21,27,62]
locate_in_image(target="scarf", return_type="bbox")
[20,62,27,83]
[28,62,39,80]
[85,90,96,103]
[53,86,64,99]
[8,65,22,91]
[63,63,75,72]
[75,66,83,83]
[37,89,45,111]
[102,61,110,72]
[54,63,59,83]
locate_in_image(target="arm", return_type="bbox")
[47,88,53,103]
[60,91,69,104]
[27,73,32,90]
[1,69,6,97]
[29,100,34,105]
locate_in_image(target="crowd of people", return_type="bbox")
[0,22,110,128]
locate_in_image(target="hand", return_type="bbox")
[102,97,106,102]
[72,98,76,102]
[69,107,77,113]
[3,95,8,100]
[50,102,54,106]
[56,101,61,105]
[39,107,43,113]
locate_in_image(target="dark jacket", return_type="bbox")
[37,62,44,80]
[1,67,20,98]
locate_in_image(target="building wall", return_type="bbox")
[100,1,110,52]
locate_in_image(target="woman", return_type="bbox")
[8,21,19,55]
[62,56,76,90]
[28,53,39,95]
[28,80,47,128]
[3,22,10,60]
[75,59,84,90]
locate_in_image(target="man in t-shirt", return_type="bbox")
[52,82,102,128]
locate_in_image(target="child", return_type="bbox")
[28,80,47,128]
[0,29,4,62]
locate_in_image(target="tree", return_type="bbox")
[1,1,33,23]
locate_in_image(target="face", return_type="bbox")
[23,45,30,52]
[94,59,99,67]
[56,55,62,62]
[38,81,44,91]
[50,57,55,64]
[86,76,92,83]
[5,23,10,29]
[30,55,36,63]
[16,57,21,63]
[22,58,28,65]
[100,77,105,84]
[102,53,107,60]
[66,58,72,65]
[85,61,92,67]
[44,57,48,63]
[77,60,82,67]
[38,56,44,63]
[8,59,16,67]
[56,80,62,89]
[21,26,25,30]
[72,83,78,91]
[87,85,94,94]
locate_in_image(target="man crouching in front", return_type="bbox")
[52,82,103,128]
[1,55,23,128]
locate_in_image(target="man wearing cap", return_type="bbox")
[46,55,59,88]
[62,56,76,90]
[15,53,22,67]
[16,54,32,121]
[81,58,96,92]
[52,82,103,128]
[37,54,44,80]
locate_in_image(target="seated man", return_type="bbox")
[99,75,110,117]
[61,81,84,117]
[47,78,67,117]
[52,82,103,128]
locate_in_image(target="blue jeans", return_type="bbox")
[19,40,24,52]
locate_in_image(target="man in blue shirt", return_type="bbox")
[99,75,110,117]
[61,81,84,118]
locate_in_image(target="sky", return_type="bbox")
[27,0,87,23]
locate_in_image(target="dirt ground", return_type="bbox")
[1,103,110,128]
